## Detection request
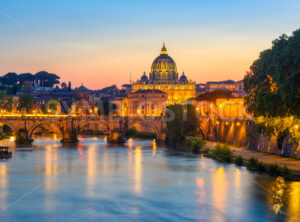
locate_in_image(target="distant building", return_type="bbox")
[32,91,74,113]
[193,98,248,119]
[23,80,33,94]
[74,84,90,101]
[89,85,121,107]
[121,84,132,94]
[126,89,167,117]
[204,80,246,97]
[73,84,92,115]
[196,83,206,96]
[206,80,236,91]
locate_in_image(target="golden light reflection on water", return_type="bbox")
[134,146,142,194]
[128,138,133,149]
[152,139,157,156]
[287,181,300,222]
[44,145,58,211]
[212,167,227,222]
[9,136,15,142]
[45,145,58,192]
[0,164,7,210]
[267,176,300,218]
[86,146,98,197]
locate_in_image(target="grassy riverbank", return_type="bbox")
[182,137,300,181]
[204,141,300,181]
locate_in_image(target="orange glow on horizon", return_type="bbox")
[1,42,264,90]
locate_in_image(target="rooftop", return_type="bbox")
[131,89,166,94]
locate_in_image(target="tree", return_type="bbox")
[34,71,60,87]
[0,90,7,108]
[4,97,13,112]
[41,104,47,114]
[47,99,59,113]
[244,28,300,118]
[61,82,67,90]
[68,81,72,91]
[19,94,34,113]
[165,104,199,146]
[1,72,18,86]
[0,90,14,112]
[18,73,34,86]
[244,28,300,152]
[96,99,116,116]
[196,90,233,103]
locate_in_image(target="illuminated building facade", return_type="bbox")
[73,84,92,115]
[193,98,248,119]
[132,44,196,105]
[127,89,167,117]
[205,80,246,97]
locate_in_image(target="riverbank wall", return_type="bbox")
[199,119,300,158]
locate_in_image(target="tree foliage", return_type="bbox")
[196,90,233,103]
[19,94,34,113]
[0,90,14,112]
[96,99,116,116]
[244,28,300,117]
[165,104,199,146]
[0,71,61,88]
[34,71,60,87]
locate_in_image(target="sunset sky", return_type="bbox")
[1,0,300,89]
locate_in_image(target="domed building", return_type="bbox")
[132,44,196,104]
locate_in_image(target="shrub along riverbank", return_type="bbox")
[183,138,300,181]
[125,127,157,139]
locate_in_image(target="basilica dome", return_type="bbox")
[140,72,148,83]
[151,44,177,72]
[179,72,188,83]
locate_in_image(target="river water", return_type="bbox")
[0,136,299,222]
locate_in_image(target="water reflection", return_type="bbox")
[0,164,7,210]
[86,146,98,197]
[134,146,142,194]
[152,139,157,156]
[288,181,300,221]
[45,145,58,192]
[0,137,299,221]
[196,177,206,204]
[9,136,15,142]
[270,177,288,215]
[44,145,58,211]
[128,137,133,149]
[212,167,227,222]
[235,169,241,188]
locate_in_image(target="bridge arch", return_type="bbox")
[0,121,17,134]
[128,119,163,139]
[28,121,62,138]
[78,120,109,133]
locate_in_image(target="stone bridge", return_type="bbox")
[0,115,165,144]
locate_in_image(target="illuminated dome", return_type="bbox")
[149,43,178,83]
[151,43,177,72]
[179,72,188,83]
[140,72,148,83]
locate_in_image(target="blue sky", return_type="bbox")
[1,0,300,88]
